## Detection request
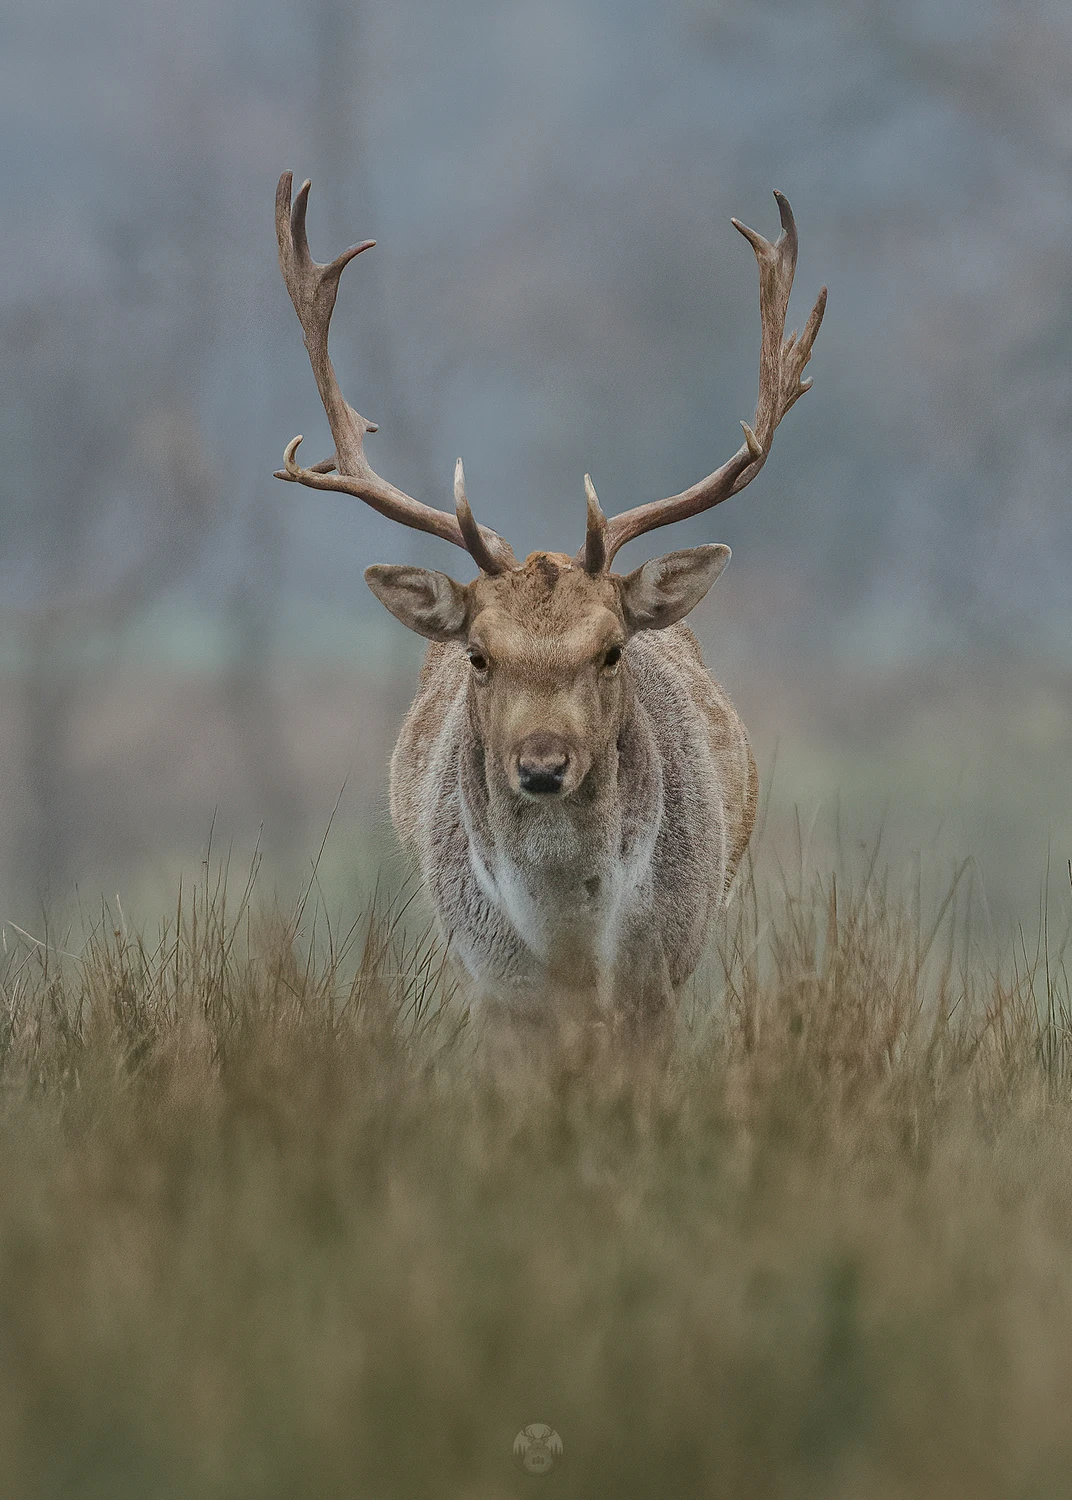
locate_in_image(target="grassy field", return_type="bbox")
[0,840,1071,1499]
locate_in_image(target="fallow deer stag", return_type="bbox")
[275,172,825,1019]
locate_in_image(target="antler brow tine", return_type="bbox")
[582,474,608,575]
[454,458,508,575]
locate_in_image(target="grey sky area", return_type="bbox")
[1,0,1069,923]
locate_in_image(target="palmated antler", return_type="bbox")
[274,172,516,573]
[581,191,826,571]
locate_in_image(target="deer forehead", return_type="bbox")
[466,553,623,665]
[469,604,622,673]
[473,551,617,614]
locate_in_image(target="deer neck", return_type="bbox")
[457,674,663,971]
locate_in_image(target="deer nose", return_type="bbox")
[516,733,571,795]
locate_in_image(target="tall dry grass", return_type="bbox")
[0,838,1070,1499]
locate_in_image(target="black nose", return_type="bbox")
[516,734,570,795]
[518,763,566,795]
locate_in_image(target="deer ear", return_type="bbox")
[364,565,469,641]
[619,544,731,632]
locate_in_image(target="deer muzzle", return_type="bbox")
[515,732,574,797]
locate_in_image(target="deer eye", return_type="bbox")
[603,645,623,670]
[467,648,488,673]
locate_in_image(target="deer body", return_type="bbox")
[391,580,756,1013]
[274,173,824,1022]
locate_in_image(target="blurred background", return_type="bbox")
[1,0,1069,931]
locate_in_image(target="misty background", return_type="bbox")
[1,0,1069,930]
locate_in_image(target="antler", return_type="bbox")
[582,191,826,571]
[274,172,516,573]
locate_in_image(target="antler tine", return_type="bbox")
[274,452,345,481]
[274,172,517,571]
[597,190,826,568]
[454,458,508,575]
[581,474,608,574]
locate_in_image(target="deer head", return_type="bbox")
[364,542,730,797]
[275,174,825,799]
